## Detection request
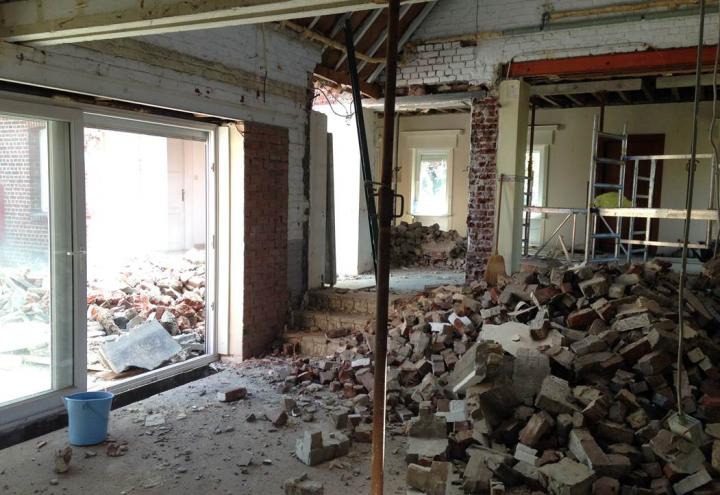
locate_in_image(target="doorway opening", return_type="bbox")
[83,124,209,390]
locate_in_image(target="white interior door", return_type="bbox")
[167,151,186,252]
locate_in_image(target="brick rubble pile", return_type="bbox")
[285,257,720,494]
[86,253,207,377]
[391,221,467,269]
[0,252,207,381]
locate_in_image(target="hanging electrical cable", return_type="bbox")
[313,86,355,120]
[676,0,705,424]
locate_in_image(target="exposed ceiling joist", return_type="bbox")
[530,78,642,96]
[321,12,352,54]
[641,82,655,102]
[0,0,431,46]
[334,8,384,70]
[564,94,583,105]
[314,65,382,98]
[538,95,561,107]
[356,3,413,74]
[366,0,438,83]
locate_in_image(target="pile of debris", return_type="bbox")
[0,268,49,324]
[391,222,466,269]
[86,252,207,379]
[284,257,720,494]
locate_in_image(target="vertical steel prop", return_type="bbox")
[370,0,400,493]
[344,18,379,276]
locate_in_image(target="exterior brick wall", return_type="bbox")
[0,118,49,267]
[242,121,289,358]
[466,97,498,283]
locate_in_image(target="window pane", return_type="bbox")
[84,128,208,389]
[0,116,52,405]
[413,152,448,216]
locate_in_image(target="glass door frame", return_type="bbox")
[81,109,220,395]
[0,93,222,431]
[0,97,86,429]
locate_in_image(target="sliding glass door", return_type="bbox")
[0,99,218,431]
[0,100,84,424]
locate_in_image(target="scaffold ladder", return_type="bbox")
[626,157,657,262]
[585,114,629,263]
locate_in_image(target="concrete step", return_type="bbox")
[293,309,372,334]
[305,288,401,315]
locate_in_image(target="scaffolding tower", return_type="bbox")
[522,114,719,262]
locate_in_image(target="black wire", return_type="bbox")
[313,86,355,119]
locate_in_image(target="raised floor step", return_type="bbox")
[293,309,372,334]
[305,288,402,315]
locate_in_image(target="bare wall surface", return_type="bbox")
[399,0,719,86]
[0,25,321,303]
[534,102,718,252]
[396,112,471,236]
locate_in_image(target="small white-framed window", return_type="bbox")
[525,145,548,246]
[411,148,452,216]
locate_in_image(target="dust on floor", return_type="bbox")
[336,267,465,293]
[0,360,421,495]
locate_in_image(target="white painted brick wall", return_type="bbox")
[144,25,320,300]
[399,0,718,87]
[3,25,321,300]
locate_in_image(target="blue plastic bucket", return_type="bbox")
[63,391,114,446]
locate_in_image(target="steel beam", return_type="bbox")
[508,46,718,79]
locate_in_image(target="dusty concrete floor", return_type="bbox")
[0,360,424,495]
[336,267,465,293]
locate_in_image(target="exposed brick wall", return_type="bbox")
[242,121,289,358]
[0,118,49,267]
[466,97,498,283]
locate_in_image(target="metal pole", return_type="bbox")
[585,114,600,262]
[344,18,379,277]
[677,0,705,421]
[523,103,536,256]
[371,1,399,493]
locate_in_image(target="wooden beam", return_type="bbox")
[641,81,655,102]
[531,78,642,96]
[538,95,561,107]
[564,94,583,105]
[314,64,382,98]
[656,73,720,88]
[508,46,718,78]
[281,20,385,64]
[356,3,413,74]
[83,39,308,102]
[334,8,384,70]
[367,0,438,83]
[0,0,432,46]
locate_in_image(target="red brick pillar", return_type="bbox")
[242,121,289,357]
[466,97,498,283]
